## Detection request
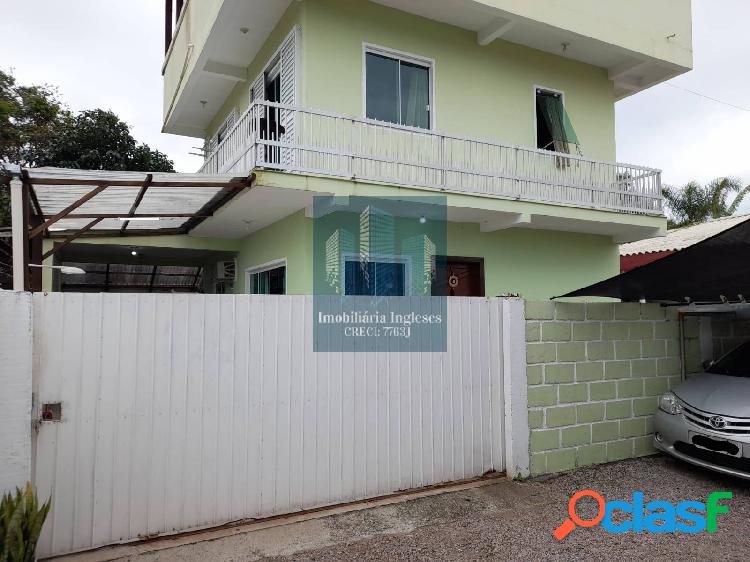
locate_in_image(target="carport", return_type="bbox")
[6,167,253,292]
[558,216,750,376]
[52,243,236,293]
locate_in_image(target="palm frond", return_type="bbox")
[727,184,750,215]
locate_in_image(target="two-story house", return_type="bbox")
[44,0,693,297]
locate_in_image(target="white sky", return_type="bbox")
[4,0,750,210]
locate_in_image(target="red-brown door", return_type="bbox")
[432,257,485,297]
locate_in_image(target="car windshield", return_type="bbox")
[707,341,750,377]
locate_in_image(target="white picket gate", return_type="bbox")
[30,293,519,557]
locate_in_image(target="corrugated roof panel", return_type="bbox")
[620,214,750,256]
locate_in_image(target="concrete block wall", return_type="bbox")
[0,291,33,493]
[525,301,699,476]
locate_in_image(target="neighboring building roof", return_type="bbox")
[620,214,750,256]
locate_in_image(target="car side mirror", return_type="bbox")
[701,359,714,371]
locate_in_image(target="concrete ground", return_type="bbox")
[56,454,750,562]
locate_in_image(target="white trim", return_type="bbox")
[162,0,191,74]
[533,84,566,152]
[502,298,529,479]
[249,25,301,103]
[10,180,24,291]
[245,258,287,294]
[362,42,436,130]
[341,253,412,296]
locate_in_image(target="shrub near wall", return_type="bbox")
[525,301,699,476]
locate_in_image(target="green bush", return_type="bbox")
[0,483,50,562]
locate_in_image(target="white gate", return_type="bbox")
[32,293,513,557]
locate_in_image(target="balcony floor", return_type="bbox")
[191,170,665,244]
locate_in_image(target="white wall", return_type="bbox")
[0,291,33,493]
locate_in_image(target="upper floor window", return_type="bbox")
[535,88,580,154]
[365,47,432,129]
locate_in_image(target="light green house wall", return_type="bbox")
[47,213,616,298]
[446,223,618,298]
[235,214,618,299]
[207,0,616,162]
[235,211,313,295]
[304,0,615,160]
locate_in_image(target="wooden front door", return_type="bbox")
[432,257,485,297]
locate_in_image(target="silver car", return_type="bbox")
[654,341,750,479]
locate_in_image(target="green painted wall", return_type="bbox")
[41,216,616,299]
[208,0,616,162]
[304,0,615,160]
[235,211,313,294]
[446,222,618,299]
[234,213,617,300]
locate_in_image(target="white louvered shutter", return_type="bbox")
[250,73,265,103]
[224,108,238,133]
[279,28,298,165]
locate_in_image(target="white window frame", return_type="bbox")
[341,253,411,296]
[362,43,436,130]
[245,258,287,295]
[533,84,566,153]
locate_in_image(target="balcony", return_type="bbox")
[199,101,663,216]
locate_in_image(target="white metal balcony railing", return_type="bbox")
[199,100,663,215]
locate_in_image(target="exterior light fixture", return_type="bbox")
[131,250,138,256]
[28,264,86,275]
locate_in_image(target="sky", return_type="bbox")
[4,0,750,209]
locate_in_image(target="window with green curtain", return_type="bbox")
[366,51,430,129]
[535,90,580,154]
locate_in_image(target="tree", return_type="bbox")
[661,177,750,229]
[0,69,64,168]
[0,70,176,226]
[35,109,174,172]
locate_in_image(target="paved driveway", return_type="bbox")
[59,455,750,562]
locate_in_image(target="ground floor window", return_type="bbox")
[247,260,286,295]
[344,259,406,296]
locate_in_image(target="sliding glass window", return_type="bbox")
[366,51,430,129]
[250,265,286,295]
